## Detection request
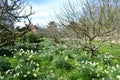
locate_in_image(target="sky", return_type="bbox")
[16,0,70,27]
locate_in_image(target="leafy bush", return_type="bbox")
[67,69,80,80]
[16,31,42,43]
[14,43,40,52]
[0,57,11,72]
[52,55,71,70]
[24,32,38,43]
[37,73,57,80]
[0,30,15,47]
[0,47,14,56]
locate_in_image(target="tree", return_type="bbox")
[57,0,120,57]
[0,0,33,46]
[47,21,60,43]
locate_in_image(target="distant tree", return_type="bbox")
[47,21,60,43]
[57,0,120,57]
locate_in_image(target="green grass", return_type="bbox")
[5,57,18,68]
[1,39,120,80]
[98,41,120,57]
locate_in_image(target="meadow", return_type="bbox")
[0,38,120,80]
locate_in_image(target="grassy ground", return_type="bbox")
[98,41,120,57]
[0,39,120,80]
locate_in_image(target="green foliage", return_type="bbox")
[0,30,15,47]
[4,49,41,80]
[52,55,71,70]
[0,57,11,72]
[16,31,42,43]
[0,48,13,56]
[14,43,40,52]
[67,69,80,80]
[98,41,120,58]
[0,40,120,80]
[24,32,37,43]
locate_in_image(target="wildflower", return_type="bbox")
[20,49,25,54]
[33,62,36,65]
[13,56,16,58]
[97,73,100,77]
[36,68,39,72]
[117,75,120,80]
[19,52,22,56]
[50,70,53,73]
[33,69,35,72]
[20,49,24,52]
[30,50,34,54]
[30,60,33,64]
[92,62,96,66]
[15,65,20,70]
[6,69,11,74]
[104,69,108,74]
[116,64,119,68]
[24,75,27,77]
[28,54,33,60]
[33,73,37,77]
[0,76,4,79]
[20,59,24,62]
[36,63,39,67]
[13,74,16,78]
[102,78,105,80]
[112,66,116,71]
[65,56,68,61]
[81,60,84,64]
[27,71,31,75]
[3,55,6,57]
[16,73,20,76]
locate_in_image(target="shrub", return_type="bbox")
[24,32,37,43]
[67,69,80,80]
[16,31,42,43]
[37,73,57,80]
[0,48,13,56]
[0,57,11,72]
[52,55,71,70]
[14,43,40,52]
[0,30,15,47]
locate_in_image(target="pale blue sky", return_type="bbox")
[28,0,65,26]
[16,0,77,26]
[30,0,51,5]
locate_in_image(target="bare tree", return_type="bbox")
[0,0,33,46]
[57,0,120,57]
